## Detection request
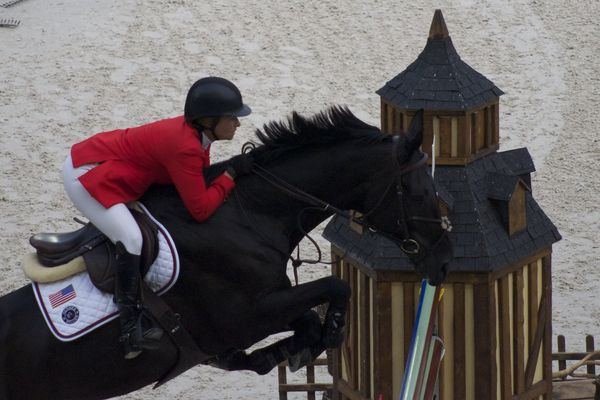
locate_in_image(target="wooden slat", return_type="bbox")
[278,357,332,400]
[279,383,332,392]
[458,115,469,157]
[499,275,512,399]
[586,336,596,376]
[474,282,497,399]
[477,109,486,150]
[557,335,567,371]
[395,109,404,133]
[307,363,316,400]
[350,264,359,389]
[279,364,288,400]
[514,269,526,394]
[387,106,395,135]
[341,261,354,389]
[454,283,467,400]
[492,102,500,145]
[552,352,600,361]
[439,117,452,157]
[528,261,539,350]
[405,114,413,136]
[470,112,477,153]
[374,282,393,400]
[542,255,553,400]
[403,282,415,360]
[359,272,371,397]
[331,254,342,400]
[422,111,433,156]
[485,106,493,147]
[279,358,330,367]
[524,291,546,387]
[380,99,387,133]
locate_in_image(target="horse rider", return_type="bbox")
[62,77,254,359]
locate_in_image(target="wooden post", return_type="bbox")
[498,275,512,399]
[453,283,466,399]
[543,255,553,399]
[473,282,497,399]
[374,282,393,400]
[279,364,288,400]
[514,269,526,394]
[557,335,566,372]
[587,335,596,376]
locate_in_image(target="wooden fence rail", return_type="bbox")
[277,335,600,400]
[551,334,600,400]
[553,334,600,380]
[278,358,332,400]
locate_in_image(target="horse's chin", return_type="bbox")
[414,257,449,286]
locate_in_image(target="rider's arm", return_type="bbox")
[165,143,235,222]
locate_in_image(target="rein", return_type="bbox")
[235,136,449,284]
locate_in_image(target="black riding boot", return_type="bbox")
[114,242,163,359]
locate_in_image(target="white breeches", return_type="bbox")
[62,154,143,256]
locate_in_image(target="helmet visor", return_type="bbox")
[229,104,252,117]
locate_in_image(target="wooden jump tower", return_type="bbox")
[324,10,561,400]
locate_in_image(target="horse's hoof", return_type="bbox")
[288,344,326,372]
[288,348,313,372]
[322,312,345,348]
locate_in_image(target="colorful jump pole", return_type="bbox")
[398,280,444,400]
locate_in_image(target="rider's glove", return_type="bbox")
[226,153,254,179]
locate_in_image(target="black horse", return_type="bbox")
[0,107,452,400]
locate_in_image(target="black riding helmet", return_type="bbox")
[184,77,252,122]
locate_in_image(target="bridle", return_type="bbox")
[358,135,452,262]
[243,135,452,267]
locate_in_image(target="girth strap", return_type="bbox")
[141,284,211,388]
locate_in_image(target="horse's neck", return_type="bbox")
[247,145,384,233]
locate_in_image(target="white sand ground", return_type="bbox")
[1,0,599,398]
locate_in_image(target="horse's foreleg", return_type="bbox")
[208,310,322,375]
[255,276,350,367]
[254,275,350,336]
[209,276,350,375]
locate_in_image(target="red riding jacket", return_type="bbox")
[71,115,235,222]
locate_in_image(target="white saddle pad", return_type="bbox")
[32,203,180,342]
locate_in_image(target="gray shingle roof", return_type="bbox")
[376,33,504,111]
[323,148,561,273]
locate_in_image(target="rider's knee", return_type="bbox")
[119,229,143,256]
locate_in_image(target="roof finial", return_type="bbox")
[428,9,450,39]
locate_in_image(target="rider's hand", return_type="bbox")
[226,153,254,179]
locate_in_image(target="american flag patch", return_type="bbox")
[49,284,77,308]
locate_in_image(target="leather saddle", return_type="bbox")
[30,207,212,386]
[29,208,159,293]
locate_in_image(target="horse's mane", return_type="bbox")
[205,106,389,181]
[248,106,387,164]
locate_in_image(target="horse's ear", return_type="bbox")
[406,109,424,152]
